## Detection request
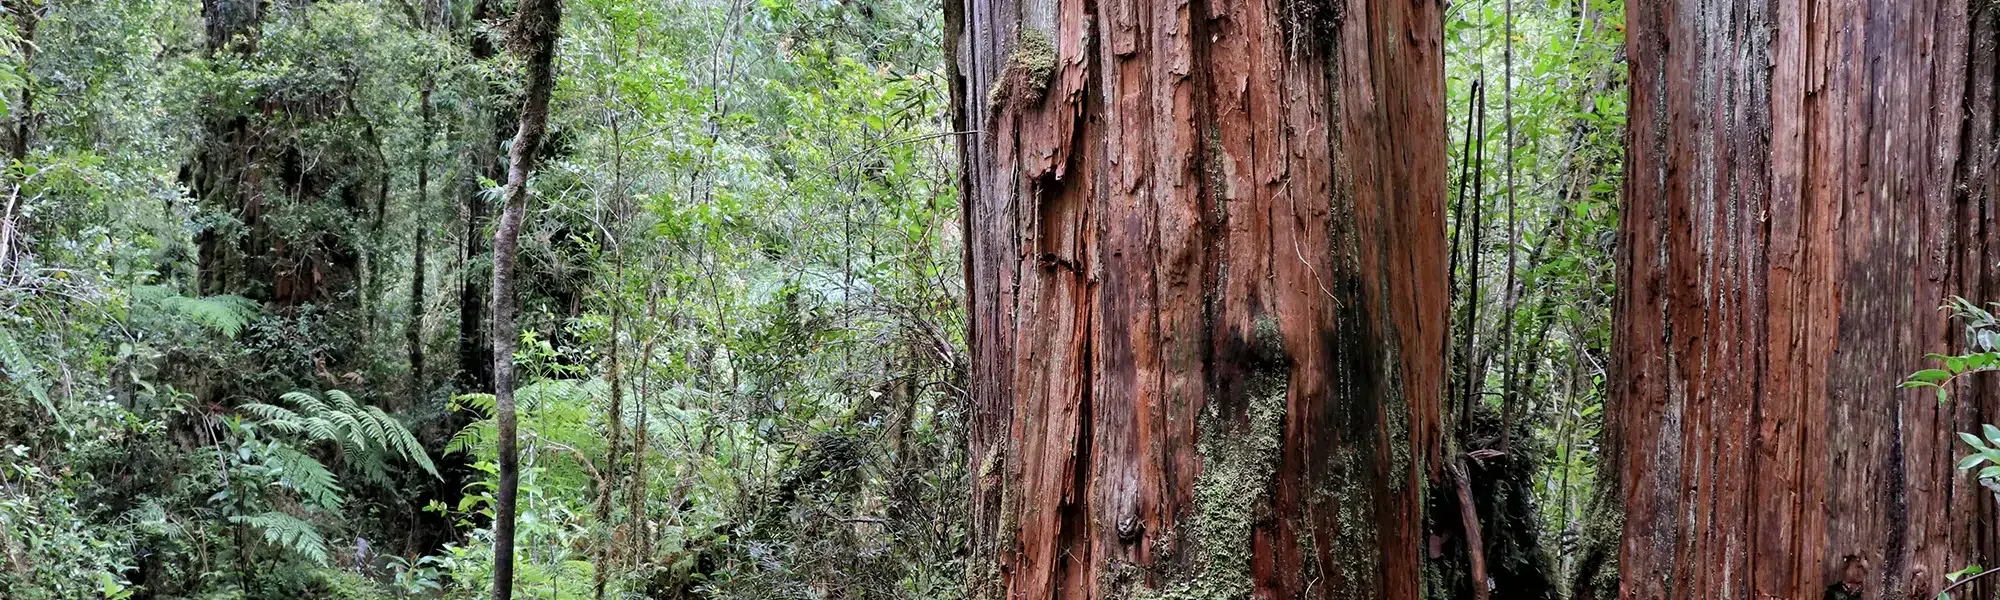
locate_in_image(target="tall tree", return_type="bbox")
[458,0,510,394]
[1,0,40,275]
[946,0,1447,597]
[1614,1,2000,598]
[410,76,433,409]
[488,0,562,595]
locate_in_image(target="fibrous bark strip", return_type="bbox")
[949,0,1447,597]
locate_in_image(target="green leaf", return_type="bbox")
[1961,432,1988,450]
[1958,453,1986,471]
[230,512,329,565]
[1912,369,1954,384]
[0,328,65,432]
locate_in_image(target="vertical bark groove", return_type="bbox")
[951,0,1445,597]
[1616,2,2000,598]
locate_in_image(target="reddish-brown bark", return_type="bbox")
[947,0,1447,597]
[1616,2,2000,598]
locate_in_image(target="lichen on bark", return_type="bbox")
[1135,321,1289,600]
[987,28,1059,112]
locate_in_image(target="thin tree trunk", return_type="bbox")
[1496,0,1521,454]
[627,281,657,569]
[1456,78,1488,436]
[409,79,433,408]
[1454,457,1490,600]
[1448,78,1480,440]
[360,109,390,339]
[1464,79,1496,436]
[5,0,35,160]
[0,0,30,276]
[592,109,626,600]
[949,0,1446,596]
[488,0,562,596]
[457,0,507,395]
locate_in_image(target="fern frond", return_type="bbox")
[173,294,259,337]
[301,419,341,445]
[238,403,303,431]
[281,390,333,415]
[444,420,492,456]
[250,389,439,477]
[452,393,497,416]
[364,405,437,477]
[230,512,329,565]
[269,446,344,510]
[324,389,361,412]
[354,405,391,451]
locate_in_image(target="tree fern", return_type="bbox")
[444,393,497,456]
[230,511,330,565]
[269,446,344,510]
[240,389,438,478]
[132,285,259,337]
[442,381,610,457]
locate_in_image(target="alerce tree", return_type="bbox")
[1611,2,2000,599]
[946,0,1449,597]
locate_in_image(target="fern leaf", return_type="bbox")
[238,403,303,431]
[452,393,497,416]
[175,294,258,337]
[302,418,341,445]
[230,512,329,565]
[444,421,492,456]
[364,405,437,477]
[325,389,361,412]
[281,390,333,416]
[0,328,63,431]
[270,446,344,510]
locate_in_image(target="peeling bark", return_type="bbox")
[948,0,1447,598]
[1616,1,2000,598]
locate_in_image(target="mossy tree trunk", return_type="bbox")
[1614,1,2000,598]
[946,0,1448,597]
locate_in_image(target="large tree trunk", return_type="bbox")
[488,0,561,596]
[1615,2,2000,599]
[947,0,1447,598]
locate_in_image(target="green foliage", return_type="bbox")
[0,326,61,429]
[1905,299,2000,599]
[270,444,347,510]
[232,511,334,566]
[1905,298,2000,405]
[132,285,260,337]
[6,0,963,596]
[242,389,439,478]
[1444,0,1626,594]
